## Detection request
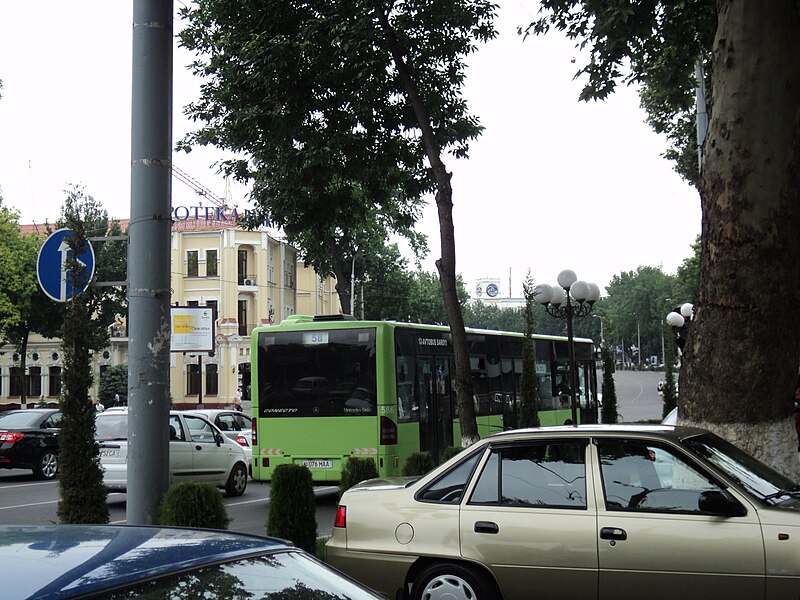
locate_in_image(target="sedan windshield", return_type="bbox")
[683,432,799,503]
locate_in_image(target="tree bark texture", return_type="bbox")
[683,0,800,477]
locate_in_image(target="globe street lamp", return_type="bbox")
[534,270,601,425]
[666,302,695,352]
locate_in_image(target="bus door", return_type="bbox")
[417,356,453,464]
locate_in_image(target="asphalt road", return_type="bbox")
[1,371,665,534]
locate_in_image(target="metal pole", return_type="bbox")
[565,292,578,426]
[127,0,173,525]
[198,354,203,407]
[350,254,355,316]
[637,322,641,366]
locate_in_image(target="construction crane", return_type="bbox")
[172,165,229,209]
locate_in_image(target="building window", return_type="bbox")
[238,300,248,336]
[49,367,62,397]
[187,300,200,307]
[31,369,41,395]
[187,250,199,277]
[9,367,23,397]
[206,300,218,314]
[187,363,201,395]
[238,249,248,284]
[284,260,294,288]
[268,252,275,284]
[206,363,218,396]
[206,249,218,277]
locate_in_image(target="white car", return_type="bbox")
[95,409,248,496]
[184,409,253,475]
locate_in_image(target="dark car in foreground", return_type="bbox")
[328,424,800,600]
[1,524,383,600]
[0,409,61,479]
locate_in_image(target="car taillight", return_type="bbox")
[379,416,397,445]
[235,434,248,447]
[252,418,257,446]
[334,506,347,528]
[0,431,25,443]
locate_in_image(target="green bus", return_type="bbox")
[250,314,598,483]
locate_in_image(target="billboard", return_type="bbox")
[171,306,216,353]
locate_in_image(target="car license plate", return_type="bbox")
[99,448,119,458]
[302,460,333,469]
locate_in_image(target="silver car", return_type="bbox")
[96,409,248,496]
[327,424,800,600]
[184,409,253,475]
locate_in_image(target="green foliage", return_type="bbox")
[600,344,619,424]
[402,451,435,476]
[266,464,317,553]
[98,363,128,406]
[57,211,109,524]
[159,482,230,529]
[178,0,495,316]
[519,270,540,428]
[339,457,379,499]
[443,446,464,461]
[672,236,701,304]
[528,1,716,185]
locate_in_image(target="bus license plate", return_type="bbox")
[303,460,333,469]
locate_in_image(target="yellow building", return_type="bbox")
[0,214,341,410]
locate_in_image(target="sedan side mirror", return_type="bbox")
[698,490,746,517]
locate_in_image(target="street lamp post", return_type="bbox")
[666,302,695,353]
[534,270,601,426]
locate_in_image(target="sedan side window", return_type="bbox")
[469,441,588,509]
[184,415,217,443]
[598,439,723,513]
[417,450,484,503]
[168,415,185,441]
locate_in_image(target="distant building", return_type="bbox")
[0,213,340,410]
[470,277,526,310]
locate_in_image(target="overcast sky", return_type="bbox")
[0,1,700,297]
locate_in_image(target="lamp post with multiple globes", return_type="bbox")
[534,270,601,426]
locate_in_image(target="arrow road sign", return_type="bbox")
[37,228,96,302]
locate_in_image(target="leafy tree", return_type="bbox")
[518,271,540,428]
[532,2,800,476]
[98,363,128,406]
[672,236,701,305]
[179,0,497,446]
[600,343,618,424]
[604,267,674,366]
[56,200,109,524]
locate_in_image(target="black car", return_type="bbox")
[0,409,61,479]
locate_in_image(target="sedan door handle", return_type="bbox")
[600,527,627,541]
[474,521,499,534]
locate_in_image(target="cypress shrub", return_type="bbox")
[266,464,317,553]
[159,482,230,529]
[402,451,434,476]
[339,457,378,498]
[443,446,464,461]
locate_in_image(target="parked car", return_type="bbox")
[95,409,248,496]
[1,523,382,600]
[0,409,61,479]
[184,408,253,474]
[327,424,800,600]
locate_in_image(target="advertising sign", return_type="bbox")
[171,306,216,352]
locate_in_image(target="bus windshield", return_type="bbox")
[256,328,377,418]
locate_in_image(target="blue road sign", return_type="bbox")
[36,228,96,302]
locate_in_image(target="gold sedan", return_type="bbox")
[327,425,800,600]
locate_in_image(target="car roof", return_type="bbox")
[0,408,59,417]
[484,423,708,443]
[1,524,294,599]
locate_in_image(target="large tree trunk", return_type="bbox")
[682,0,800,478]
[376,6,479,446]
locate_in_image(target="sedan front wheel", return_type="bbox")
[225,463,247,497]
[411,563,496,600]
